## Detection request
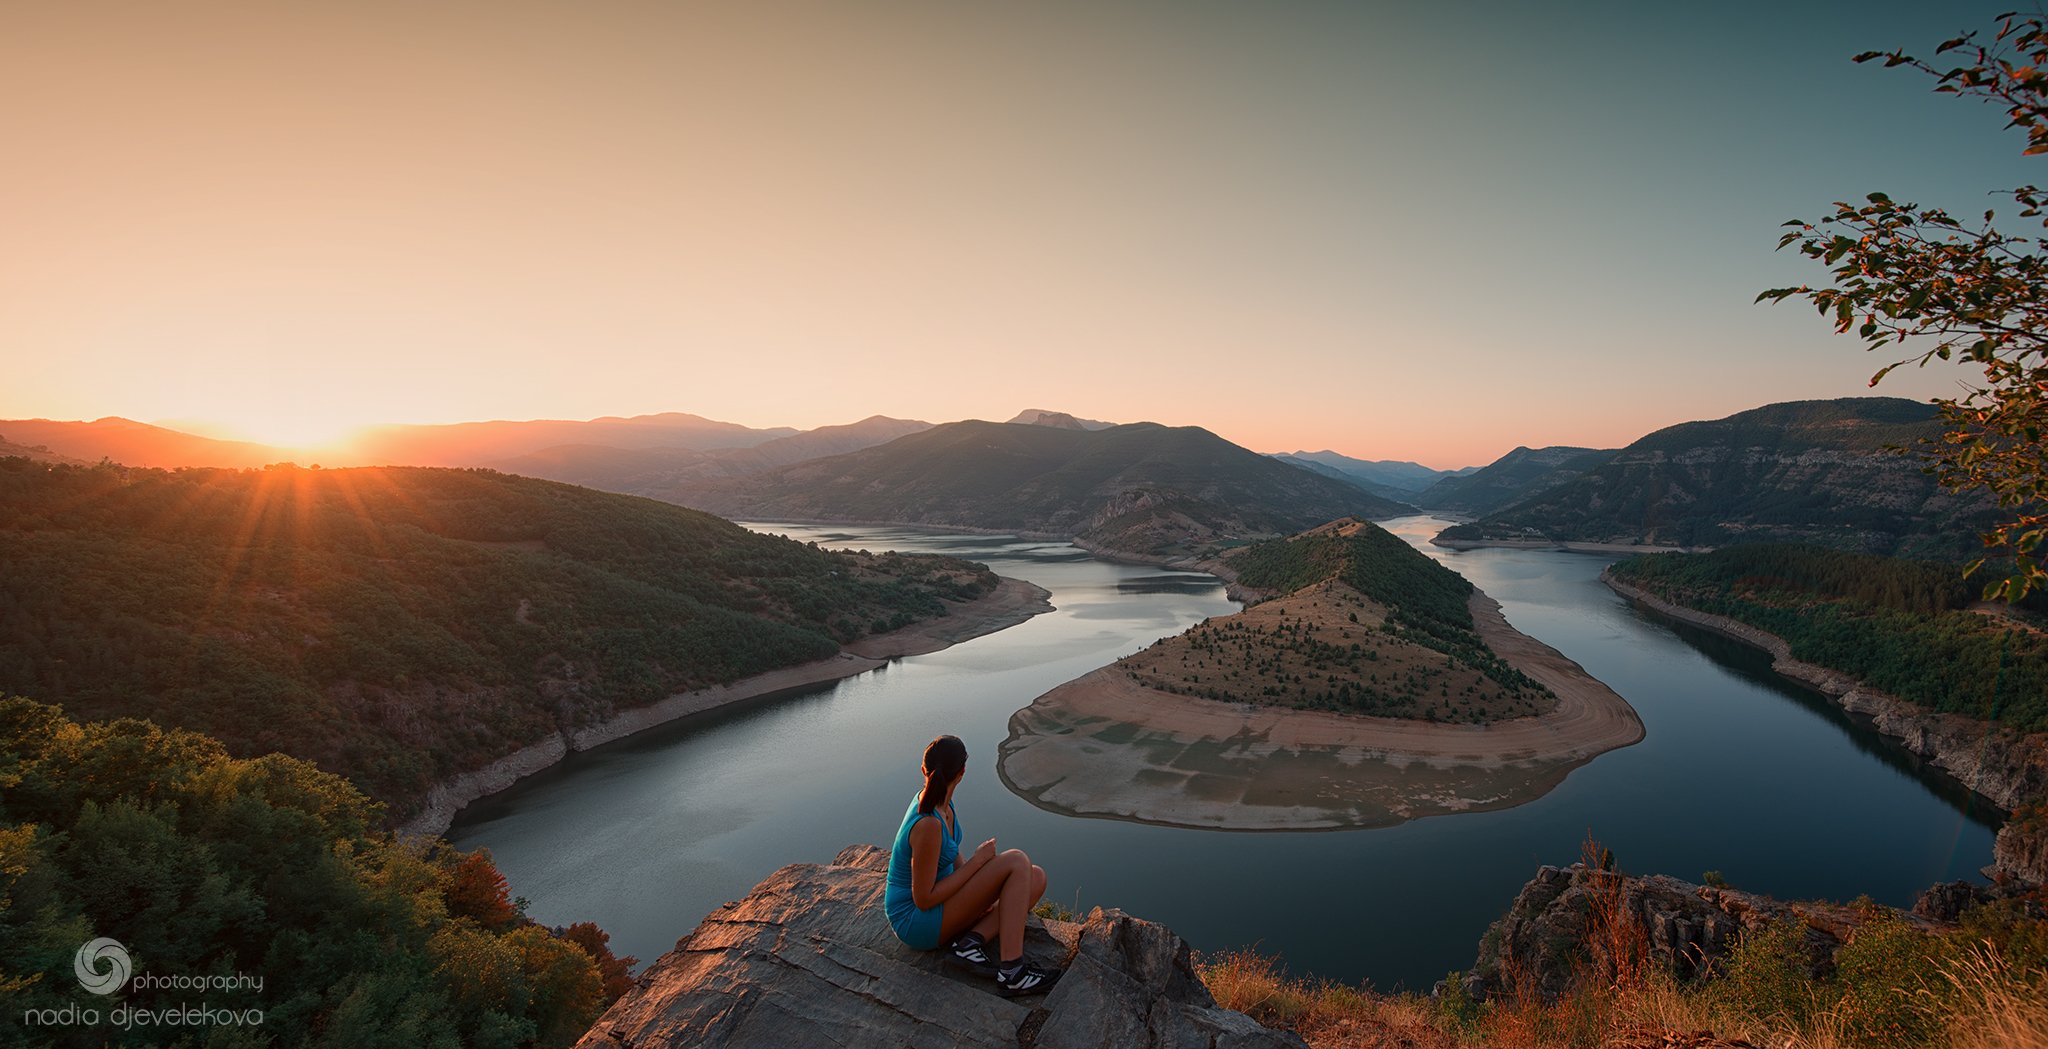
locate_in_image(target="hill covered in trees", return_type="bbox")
[0,698,633,1048]
[1436,399,1997,557]
[1609,544,2048,732]
[1115,519,1550,721]
[669,420,1413,560]
[0,459,996,818]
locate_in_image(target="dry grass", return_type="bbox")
[1116,578,1551,724]
[1196,947,1458,1049]
[1934,942,2048,1049]
[1195,843,2048,1049]
[1196,950,2048,1049]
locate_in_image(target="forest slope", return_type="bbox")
[1606,544,2048,733]
[0,459,999,818]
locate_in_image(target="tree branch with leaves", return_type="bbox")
[1761,14,2048,601]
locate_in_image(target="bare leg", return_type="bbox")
[938,850,1027,948]
[967,861,1046,944]
[940,850,1043,961]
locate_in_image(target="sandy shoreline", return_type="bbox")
[996,590,1642,831]
[399,576,1053,840]
[1430,536,1697,555]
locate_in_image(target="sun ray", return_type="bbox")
[326,468,394,561]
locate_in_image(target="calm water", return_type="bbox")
[449,517,1998,991]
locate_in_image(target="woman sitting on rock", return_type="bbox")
[883,734,1061,996]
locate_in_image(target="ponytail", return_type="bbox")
[917,734,967,814]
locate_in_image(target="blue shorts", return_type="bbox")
[887,900,944,951]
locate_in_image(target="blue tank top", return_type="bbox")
[884,792,959,922]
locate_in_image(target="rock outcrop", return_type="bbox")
[1465,863,1948,1002]
[576,844,1305,1049]
[1995,804,2048,886]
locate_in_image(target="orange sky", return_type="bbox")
[1,2,2006,469]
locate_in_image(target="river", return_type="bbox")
[448,516,1997,991]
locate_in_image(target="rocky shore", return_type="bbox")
[399,576,1053,840]
[1432,535,1696,555]
[1603,569,2048,885]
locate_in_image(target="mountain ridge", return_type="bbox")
[1437,398,1996,558]
[665,419,1414,559]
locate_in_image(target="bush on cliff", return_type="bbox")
[0,697,632,1048]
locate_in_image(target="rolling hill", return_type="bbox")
[1437,398,1997,557]
[491,415,932,492]
[344,411,798,466]
[0,433,89,465]
[0,416,292,468]
[668,420,1413,560]
[1413,445,1616,514]
[0,458,998,818]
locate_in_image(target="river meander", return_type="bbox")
[450,517,1997,990]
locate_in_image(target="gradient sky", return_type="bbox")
[2,1,2035,467]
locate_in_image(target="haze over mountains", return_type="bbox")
[493,415,935,492]
[1270,451,1474,501]
[1,396,2003,564]
[672,420,1413,559]
[0,416,296,469]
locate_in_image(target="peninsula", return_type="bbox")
[998,519,1643,829]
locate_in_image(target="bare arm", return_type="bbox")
[908,818,995,910]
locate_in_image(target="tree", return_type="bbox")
[1760,14,2048,601]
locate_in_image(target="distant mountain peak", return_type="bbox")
[1007,408,1114,430]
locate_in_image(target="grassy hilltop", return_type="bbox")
[1117,519,1551,722]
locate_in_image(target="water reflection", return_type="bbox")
[452,518,1995,991]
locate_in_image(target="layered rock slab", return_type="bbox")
[576,844,1304,1049]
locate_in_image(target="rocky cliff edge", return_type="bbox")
[576,844,1305,1049]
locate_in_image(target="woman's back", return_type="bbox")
[884,793,959,920]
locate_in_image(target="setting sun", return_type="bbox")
[157,412,367,454]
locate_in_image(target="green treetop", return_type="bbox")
[1763,14,2048,600]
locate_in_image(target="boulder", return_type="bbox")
[1466,863,1949,1001]
[576,844,1305,1049]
